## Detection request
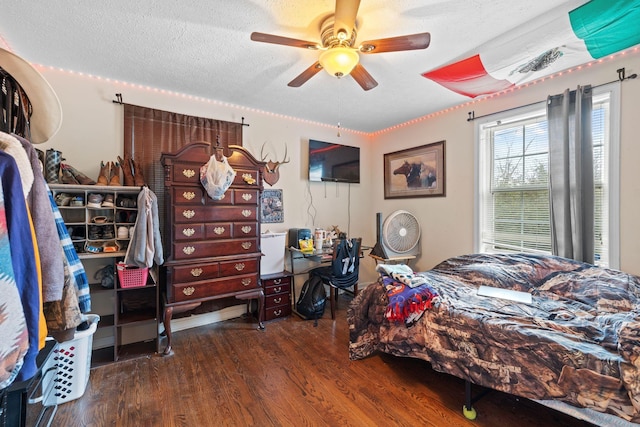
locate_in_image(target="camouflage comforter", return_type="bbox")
[348,253,640,422]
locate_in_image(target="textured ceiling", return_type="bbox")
[0,0,588,133]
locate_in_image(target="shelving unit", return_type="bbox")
[49,184,159,364]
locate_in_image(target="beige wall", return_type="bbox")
[37,48,640,284]
[372,51,640,275]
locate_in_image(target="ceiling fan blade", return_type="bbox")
[251,32,319,49]
[334,0,361,40]
[359,32,431,54]
[288,62,323,87]
[350,63,378,91]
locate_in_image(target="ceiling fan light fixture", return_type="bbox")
[319,46,359,78]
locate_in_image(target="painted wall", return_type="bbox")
[372,50,640,275]
[35,46,640,302]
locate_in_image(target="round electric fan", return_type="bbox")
[382,210,421,256]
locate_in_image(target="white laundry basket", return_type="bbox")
[42,314,100,406]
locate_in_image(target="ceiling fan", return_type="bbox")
[250,0,431,91]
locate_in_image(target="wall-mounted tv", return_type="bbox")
[308,139,360,183]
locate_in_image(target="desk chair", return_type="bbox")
[309,237,362,319]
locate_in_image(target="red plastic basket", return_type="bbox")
[116,263,149,288]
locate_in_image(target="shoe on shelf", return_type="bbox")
[87,193,104,208]
[60,164,80,184]
[102,227,115,239]
[84,242,102,253]
[70,195,84,207]
[109,161,121,186]
[102,194,115,207]
[55,193,72,206]
[102,240,121,253]
[92,216,109,224]
[97,161,110,186]
[88,225,102,240]
[117,226,129,239]
[62,163,96,185]
[117,196,137,208]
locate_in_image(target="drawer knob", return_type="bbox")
[274,297,282,304]
[190,268,203,277]
[183,286,195,296]
[241,278,252,286]
[182,228,195,237]
[235,263,245,271]
[182,169,196,178]
[182,246,195,255]
[241,242,252,250]
[273,286,282,293]
[182,209,195,219]
[274,278,282,284]
[242,173,256,185]
[241,209,252,217]
[241,193,253,201]
[213,226,225,235]
[273,309,282,316]
[182,191,196,200]
[241,226,252,234]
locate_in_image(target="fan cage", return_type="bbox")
[382,210,420,254]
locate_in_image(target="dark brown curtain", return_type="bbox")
[123,103,242,247]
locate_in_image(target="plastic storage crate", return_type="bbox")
[117,262,149,288]
[42,314,100,406]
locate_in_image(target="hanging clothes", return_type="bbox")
[0,174,29,389]
[0,151,40,382]
[124,187,164,268]
[13,133,65,302]
[48,192,91,313]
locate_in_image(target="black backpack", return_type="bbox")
[296,274,326,326]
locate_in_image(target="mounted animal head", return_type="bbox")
[261,142,290,186]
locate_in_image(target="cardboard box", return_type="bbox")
[260,232,287,275]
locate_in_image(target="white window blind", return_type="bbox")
[477,90,616,267]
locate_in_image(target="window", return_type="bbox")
[475,85,619,268]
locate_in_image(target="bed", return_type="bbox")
[347,253,640,425]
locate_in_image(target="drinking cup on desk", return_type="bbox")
[315,236,323,251]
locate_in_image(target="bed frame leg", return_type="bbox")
[463,379,492,420]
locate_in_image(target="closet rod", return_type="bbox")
[466,67,637,122]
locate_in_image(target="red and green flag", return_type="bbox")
[423,0,640,98]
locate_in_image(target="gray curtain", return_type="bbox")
[547,85,594,263]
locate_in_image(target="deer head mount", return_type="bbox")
[260,142,290,186]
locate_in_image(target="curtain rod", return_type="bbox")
[466,67,637,122]
[111,93,250,127]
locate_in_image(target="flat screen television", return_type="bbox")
[308,139,360,183]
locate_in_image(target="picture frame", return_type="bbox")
[383,140,446,199]
[260,189,284,223]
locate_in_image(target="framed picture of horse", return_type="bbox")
[383,140,446,199]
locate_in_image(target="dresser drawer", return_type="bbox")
[174,223,205,241]
[172,238,259,260]
[233,169,260,188]
[170,164,201,184]
[265,304,291,321]
[173,205,258,223]
[219,258,258,276]
[262,275,292,289]
[170,273,260,302]
[172,187,205,205]
[231,222,258,238]
[171,263,218,283]
[264,281,290,296]
[265,292,290,308]
[232,189,259,205]
[204,222,233,239]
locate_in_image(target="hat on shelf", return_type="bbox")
[0,47,62,144]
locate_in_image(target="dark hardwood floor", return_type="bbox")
[48,295,595,427]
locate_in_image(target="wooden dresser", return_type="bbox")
[160,142,265,355]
